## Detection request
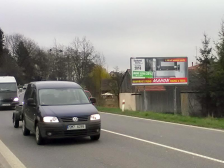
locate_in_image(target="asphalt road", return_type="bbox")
[0,109,224,168]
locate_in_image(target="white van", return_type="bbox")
[0,76,19,107]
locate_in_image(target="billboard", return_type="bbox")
[130,57,188,85]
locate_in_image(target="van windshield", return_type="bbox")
[0,83,17,92]
[39,88,90,106]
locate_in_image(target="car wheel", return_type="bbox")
[22,119,30,136]
[35,124,44,145]
[13,115,19,128]
[90,134,100,141]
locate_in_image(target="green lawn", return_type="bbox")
[97,106,224,130]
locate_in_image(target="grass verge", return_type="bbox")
[97,106,224,130]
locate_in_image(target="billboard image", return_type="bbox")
[130,57,188,85]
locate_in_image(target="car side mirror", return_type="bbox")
[90,97,96,104]
[27,98,36,106]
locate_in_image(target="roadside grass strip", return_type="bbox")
[97,106,224,130]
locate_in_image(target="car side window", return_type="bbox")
[24,84,32,103]
[30,90,37,104]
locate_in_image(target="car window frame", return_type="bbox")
[24,84,32,105]
[30,87,37,105]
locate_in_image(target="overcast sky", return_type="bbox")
[1,0,224,71]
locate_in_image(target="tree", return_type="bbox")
[108,66,124,106]
[195,34,215,117]
[89,64,110,97]
[5,34,38,60]
[216,21,224,68]
[0,29,23,82]
[15,41,35,82]
[48,42,67,81]
[0,28,5,67]
[210,21,224,117]
[195,34,215,116]
[67,37,97,85]
[0,28,4,55]
[5,34,24,58]
[0,50,23,83]
[32,48,50,81]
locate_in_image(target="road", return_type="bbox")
[0,109,224,168]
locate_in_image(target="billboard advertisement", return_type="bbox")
[130,57,188,85]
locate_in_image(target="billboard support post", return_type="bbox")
[174,86,177,114]
[144,86,147,111]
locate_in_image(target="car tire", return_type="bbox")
[35,124,44,145]
[13,115,19,128]
[22,119,30,136]
[90,134,100,141]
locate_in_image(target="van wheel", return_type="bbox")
[90,134,100,141]
[13,115,19,128]
[36,124,44,145]
[22,119,30,136]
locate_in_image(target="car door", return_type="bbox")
[26,86,38,132]
[23,84,32,128]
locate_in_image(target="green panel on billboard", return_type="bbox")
[132,71,153,78]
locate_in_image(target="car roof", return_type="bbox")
[0,76,16,83]
[30,81,82,89]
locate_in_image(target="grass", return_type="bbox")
[96,106,224,130]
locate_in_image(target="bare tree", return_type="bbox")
[67,37,97,85]
[5,34,23,58]
[109,66,124,105]
[5,33,38,59]
[48,40,66,80]
[33,48,50,80]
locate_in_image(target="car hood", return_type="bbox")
[39,104,98,117]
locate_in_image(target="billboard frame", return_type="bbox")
[130,56,189,86]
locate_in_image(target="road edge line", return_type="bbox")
[102,129,224,164]
[0,139,26,168]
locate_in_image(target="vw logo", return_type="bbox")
[72,117,78,122]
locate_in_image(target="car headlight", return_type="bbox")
[13,97,19,102]
[43,116,59,123]
[90,114,100,120]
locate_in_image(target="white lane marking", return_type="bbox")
[102,129,224,164]
[99,112,224,133]
[0,140,26,168]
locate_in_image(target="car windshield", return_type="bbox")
[0,83,17,92]
[39,88,90,106]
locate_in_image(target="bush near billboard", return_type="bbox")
[130,57,188,85]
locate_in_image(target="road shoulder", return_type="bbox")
[0,140,26,168]
[0,152,11,168]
